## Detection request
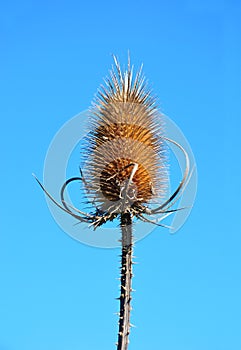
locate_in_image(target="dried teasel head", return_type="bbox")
[84,55,167,218]
[34,54,190,229]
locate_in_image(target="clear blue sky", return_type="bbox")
[1,1,241,349]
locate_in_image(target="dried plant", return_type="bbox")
[34,54,190,350]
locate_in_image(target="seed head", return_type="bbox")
[83,55,167,217]
[34,55,190,230]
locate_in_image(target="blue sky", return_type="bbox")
[1,1,241,349]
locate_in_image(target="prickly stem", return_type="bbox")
[117,212,133,350]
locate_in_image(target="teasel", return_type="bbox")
[34,54,190,350]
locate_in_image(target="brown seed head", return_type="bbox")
[84,55,167,216]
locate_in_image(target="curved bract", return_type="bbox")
[33,134,190,229]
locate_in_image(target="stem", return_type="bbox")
[117,212,133,350]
